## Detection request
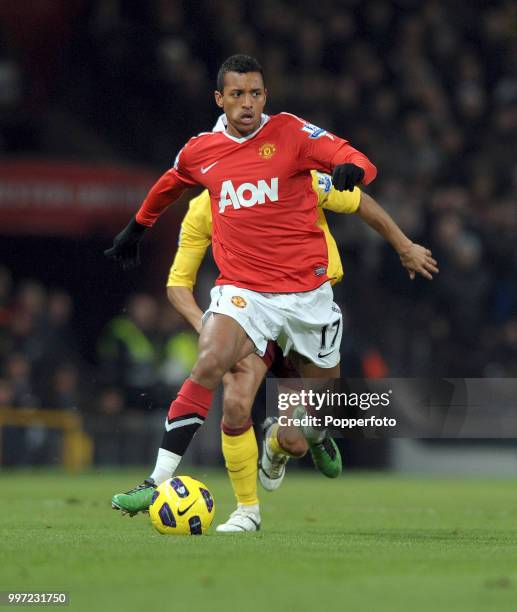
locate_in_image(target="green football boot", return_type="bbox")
[308,435,342,478]
[111,478,156,516]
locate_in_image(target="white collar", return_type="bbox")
[212,114,227,132]
[212,113,270,142]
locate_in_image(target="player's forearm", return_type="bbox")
[357,192,412,254]
[335,145,377,185]
[167,286,204,333]
[136,169,188,227]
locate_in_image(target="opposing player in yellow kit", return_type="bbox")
[166,163,437,533]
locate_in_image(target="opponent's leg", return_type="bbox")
[217,354,267,533]
[277,422,308,456]
[259,415,309,491]
[258,356,309,492]
[112,313,255,515]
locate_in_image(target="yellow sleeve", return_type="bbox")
[310,170,361,214]
[166,190,212,289]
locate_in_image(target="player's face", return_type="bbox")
[214,71,267,138]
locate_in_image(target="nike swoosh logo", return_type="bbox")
[177,500,196,516]
[318,350,335,358]
[200,161,218,174]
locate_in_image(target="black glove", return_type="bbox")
[104,217,148,270]
[332,163,365,192]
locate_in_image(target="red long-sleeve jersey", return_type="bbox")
[136,112,376,292]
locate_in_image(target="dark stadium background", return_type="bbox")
[0,0,516,472]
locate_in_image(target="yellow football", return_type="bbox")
[149,476,215,535]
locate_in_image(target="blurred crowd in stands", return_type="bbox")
[0,0,516,427]
[0,265,197,418]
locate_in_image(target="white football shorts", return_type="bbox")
[202,282,342,368]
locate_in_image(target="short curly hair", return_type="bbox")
[216,54,264,91]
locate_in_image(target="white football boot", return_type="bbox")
[216,505,261,533]
[258,417,289,491]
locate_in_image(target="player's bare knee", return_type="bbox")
[191,349,227,387]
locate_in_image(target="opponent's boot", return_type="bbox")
[216,505,261,533]
[258,417,289,491]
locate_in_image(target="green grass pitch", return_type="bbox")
[1,469,517,611]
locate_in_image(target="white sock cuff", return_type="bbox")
[238,503,260,514]
[150,448,182,485]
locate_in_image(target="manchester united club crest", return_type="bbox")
[231,296,247,308]
[258,143,276,159]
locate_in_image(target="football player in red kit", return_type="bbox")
[106,55,437,521]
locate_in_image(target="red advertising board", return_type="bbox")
[0,160,157,236]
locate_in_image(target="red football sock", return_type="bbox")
[167,379,213,421]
